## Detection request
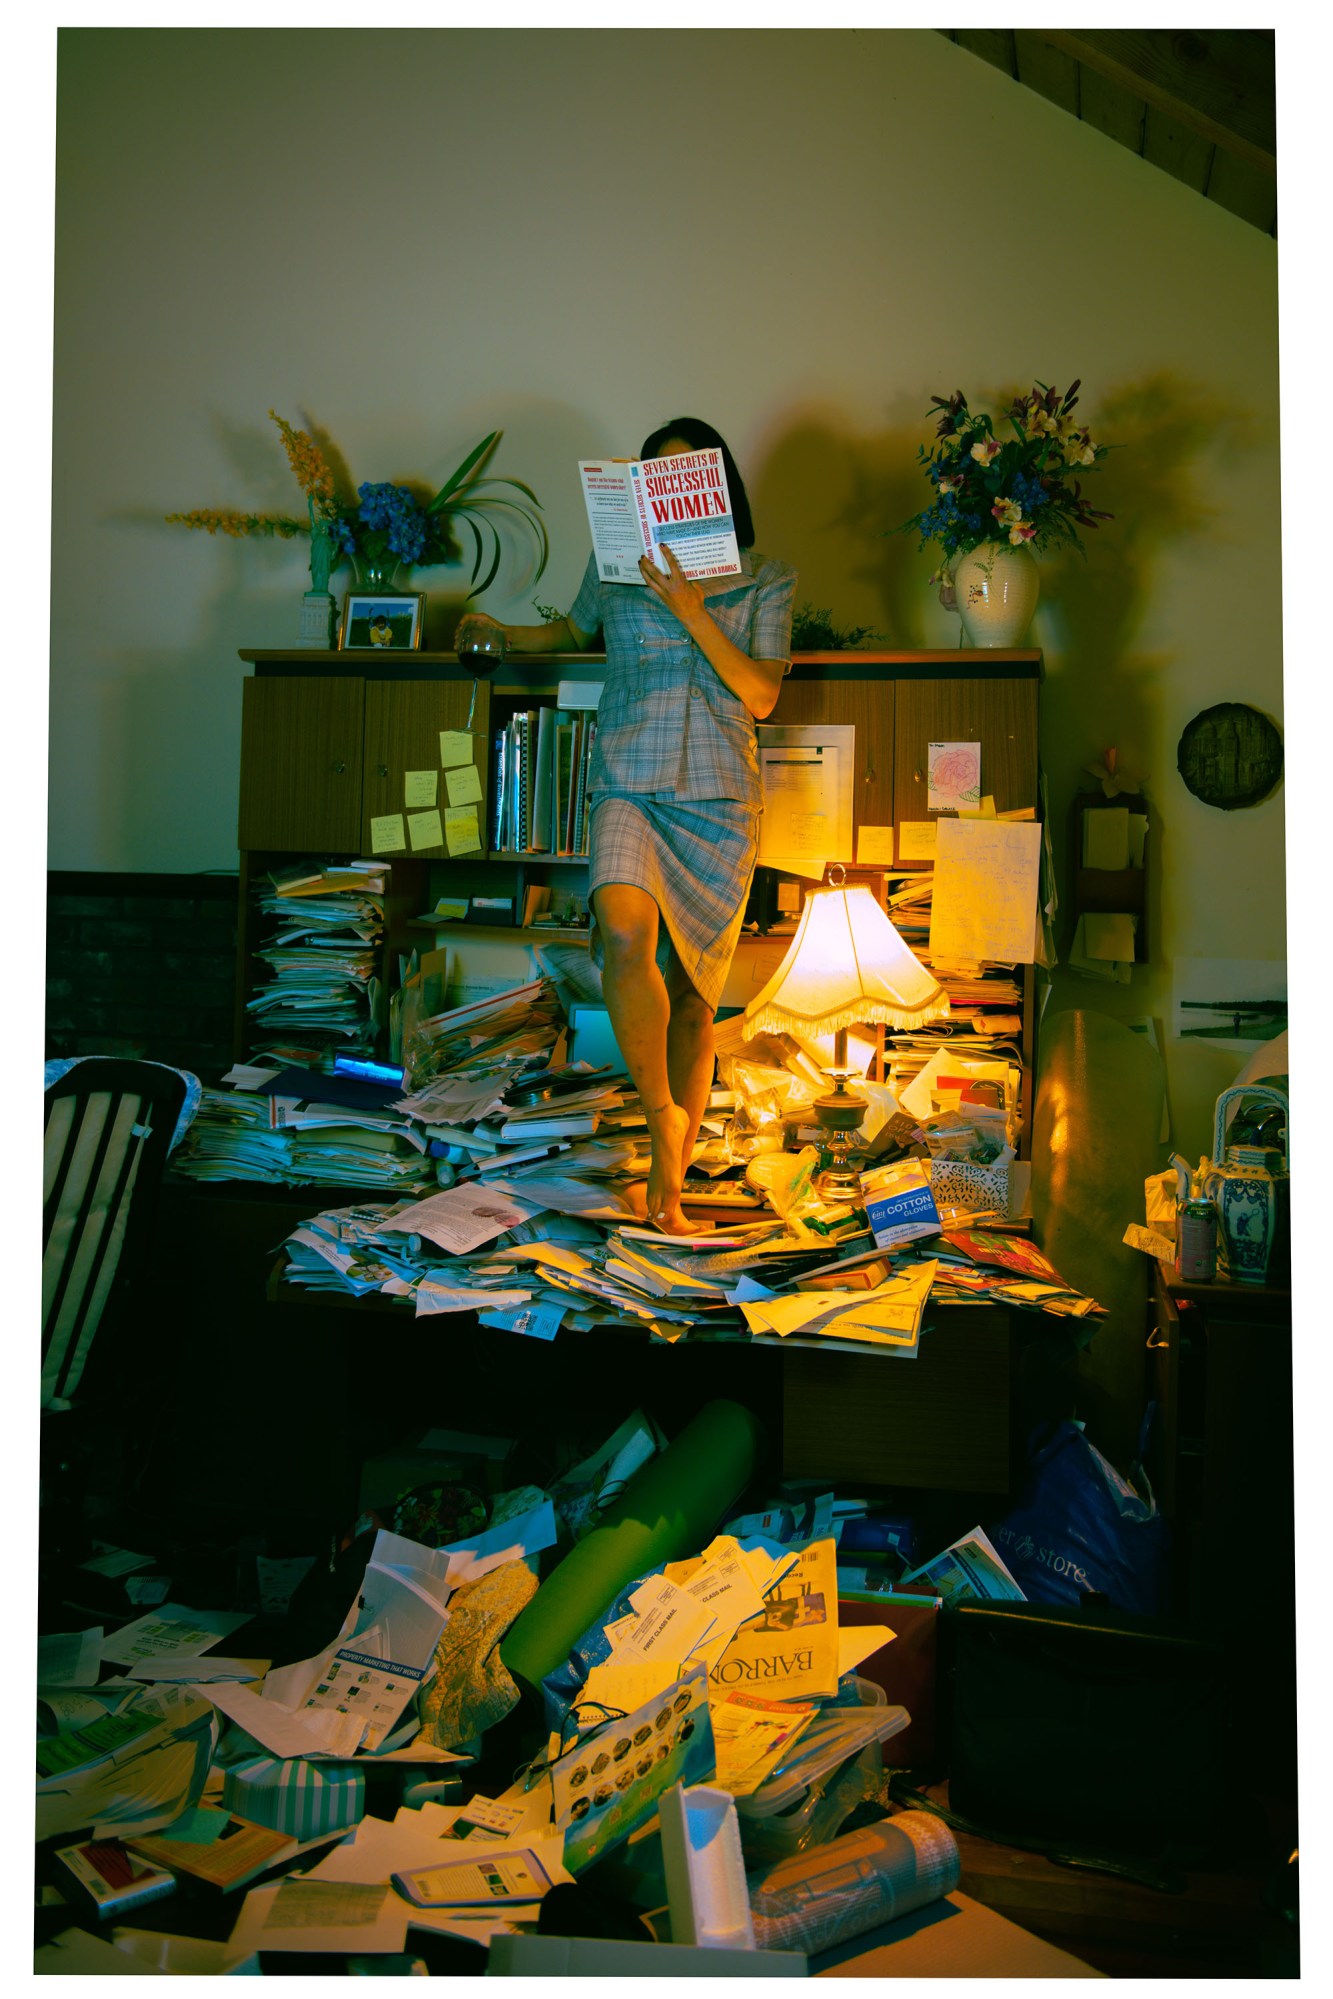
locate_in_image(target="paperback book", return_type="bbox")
[578,448,740,584]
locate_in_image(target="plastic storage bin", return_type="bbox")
[734,1677,910,1864]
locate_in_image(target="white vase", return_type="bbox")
[953,541,1040,648]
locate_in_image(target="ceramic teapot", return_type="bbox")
[1200,1084,1289,1286]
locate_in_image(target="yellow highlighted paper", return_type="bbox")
[898,821,938,861]
[856,825,896,865]
[444,807,482,857]
[445,763,483,808]
[439,731,474,769]
[404,770,438,808]
[408,809,444,851]
[370,814,406,855]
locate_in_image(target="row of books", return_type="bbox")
[492,704,599,858]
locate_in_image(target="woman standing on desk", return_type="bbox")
[455,417,797,1234]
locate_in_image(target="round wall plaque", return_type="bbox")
[1176,702,1283,810]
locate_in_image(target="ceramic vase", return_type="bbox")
[1200,1084,1290,1285]
[952,541,1040,648]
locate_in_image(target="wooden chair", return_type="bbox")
[42,1058,194,1413]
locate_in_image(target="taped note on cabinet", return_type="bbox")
[929,818,1041,964]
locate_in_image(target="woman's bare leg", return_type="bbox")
[592,883,692,1231]
[664,947,717,1184]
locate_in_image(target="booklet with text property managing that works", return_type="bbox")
[577,448,741,585]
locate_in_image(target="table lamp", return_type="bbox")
[743,873,949,1198]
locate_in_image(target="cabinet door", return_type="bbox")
[238,676,365,851]
[892,675,1038,846]
[765,677,895,851]
[362,680,489,859]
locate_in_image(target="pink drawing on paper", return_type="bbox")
[928,742,982,811]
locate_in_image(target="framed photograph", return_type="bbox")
[338,592,425,652]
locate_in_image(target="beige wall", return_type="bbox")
[51,26,1283,1155]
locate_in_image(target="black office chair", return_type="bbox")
[42,1059,197,1557]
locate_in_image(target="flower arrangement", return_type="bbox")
[899,381,1112,573]
[167,412,547,597]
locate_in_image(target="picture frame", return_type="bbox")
[338,591,426,652]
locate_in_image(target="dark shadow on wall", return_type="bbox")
[746,405,943,646]
[745,372,1258,663]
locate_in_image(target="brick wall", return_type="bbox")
[46,872,239,1086]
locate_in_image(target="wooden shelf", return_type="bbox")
[406,920,592,942]
[1068,791,1149,961]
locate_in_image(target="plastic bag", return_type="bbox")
[986,1418,1167,1616]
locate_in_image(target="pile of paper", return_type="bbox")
[246,863,388,1059]
[175,1069,436,1193]
[929,1227,1104,1318]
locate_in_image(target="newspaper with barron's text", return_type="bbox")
[577,448,741,584]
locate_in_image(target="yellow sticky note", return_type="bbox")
[370,814,406,855]
[408,809,444,851]
[856,825,896,865]
[444,806,482,857]
[404,770,438,808]
[439,731,474,769]
[958,795,997,819]
[898,821,938,861]
[445,762,483,808]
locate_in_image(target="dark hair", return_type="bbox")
[638,416,755,549]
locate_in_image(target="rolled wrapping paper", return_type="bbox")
[749,1812,961,1955]
[499,1399,765,1697]
[221,1754,365,1842]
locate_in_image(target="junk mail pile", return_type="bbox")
[179,972,1103,1339]
[39,1410,1028,1971]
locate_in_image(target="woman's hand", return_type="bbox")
[454,611,509,660]
[638,543,705,634]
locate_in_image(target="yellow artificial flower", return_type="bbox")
[268,409,336,509]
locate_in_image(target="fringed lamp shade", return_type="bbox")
[743,883,949,1040]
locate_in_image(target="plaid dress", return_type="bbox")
[569,550,797,1010]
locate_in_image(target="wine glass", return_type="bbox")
[455,616,507,729]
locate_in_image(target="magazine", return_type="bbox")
[709,1538,842,1701]
[577,448,741,584]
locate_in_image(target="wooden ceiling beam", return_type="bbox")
[1038,29,1275,178]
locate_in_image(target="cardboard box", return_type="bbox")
[839,1594,940,1768]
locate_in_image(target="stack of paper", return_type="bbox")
[247,864,388,1059]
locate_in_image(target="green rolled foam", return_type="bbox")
[500,1398,764,1696]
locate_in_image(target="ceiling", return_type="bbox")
[939,28,1276,237]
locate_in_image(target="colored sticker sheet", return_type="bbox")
[552,1664,714,1877]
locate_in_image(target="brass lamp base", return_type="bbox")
[812,1069,869,1201]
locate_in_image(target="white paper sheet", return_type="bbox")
[227,1879,409,1956]
[929,818,1042,965]
[100,1606,251,1668]
[375,1184,538,1254]
[38,1626,103,1688]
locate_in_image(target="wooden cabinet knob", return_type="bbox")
[332,760,347,774]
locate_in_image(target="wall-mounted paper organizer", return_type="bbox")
[1069,793,1149,966]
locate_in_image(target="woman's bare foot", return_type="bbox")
[645,1101,691,1229]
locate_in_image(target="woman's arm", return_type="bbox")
[455,611,598,655]
[637,546,787,720]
